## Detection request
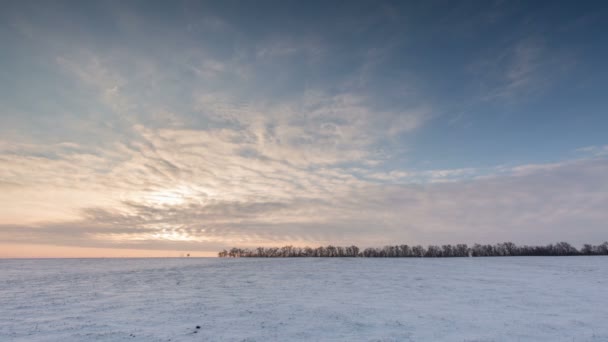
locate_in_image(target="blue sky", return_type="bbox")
[1,1,607,256]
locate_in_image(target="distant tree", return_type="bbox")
[455,244,469,257]
[596,241,608,255]
[425,245,441,257]
[412,245,425,257]
[581,244,593,255]
[216,241,608,258]
[398,244,411,257]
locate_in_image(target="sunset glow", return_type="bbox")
[1,1,607,257]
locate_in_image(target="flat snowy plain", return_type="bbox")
[1,257,607,342]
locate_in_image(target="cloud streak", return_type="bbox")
[1,1,607,255]
[2,127,607,251]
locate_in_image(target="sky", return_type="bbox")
[1,0,608,257]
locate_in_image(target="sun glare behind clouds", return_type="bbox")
[1,1,607,257]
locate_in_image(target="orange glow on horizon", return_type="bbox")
[0,243,217,258]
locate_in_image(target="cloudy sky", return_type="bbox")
[1,1,607,257]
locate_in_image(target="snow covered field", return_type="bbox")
[1,257,607,341]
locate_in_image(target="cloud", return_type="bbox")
[577,145,608,157]
[468,36,573,102]
[2,1,605,256]
[0,34,432,243]
[2,146,607,251]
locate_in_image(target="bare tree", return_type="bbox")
[217,242,608,258]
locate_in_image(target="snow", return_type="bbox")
[1,257,608,341]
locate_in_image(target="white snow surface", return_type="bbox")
[1,257,608,341]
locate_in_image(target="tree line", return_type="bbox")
[218,242,608,258]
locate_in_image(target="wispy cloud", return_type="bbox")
[2,129,607,250]
[577,145,608,157]
[1,1,606,255]
[468,36,573,102]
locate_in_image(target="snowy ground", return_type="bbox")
[1,257,607,341]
